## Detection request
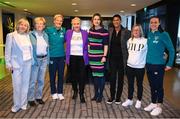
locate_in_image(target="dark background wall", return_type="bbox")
[136,0,180,51]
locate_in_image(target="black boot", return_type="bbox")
[96,97,102,103]
[36,99,45,104]
[80,94,85,103]
[28,101,37,106]
[72,91,78,99]
[91,96,97,101]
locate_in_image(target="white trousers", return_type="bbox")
[12,60,31,110]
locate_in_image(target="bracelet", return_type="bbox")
[103,56,106,58]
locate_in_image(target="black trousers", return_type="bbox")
[146,64,165,103]
[69,55,86,95]
[126,66,145,100]
[109,59,124,100]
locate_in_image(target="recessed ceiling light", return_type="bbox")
[24,9,28,11]
[120,10,125,13]
[74,9,79,12]
[131,4,136,7]
[72,3,77,6]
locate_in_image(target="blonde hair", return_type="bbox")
[131,24,144,40]
[16,18,30,33]
[34,17,46,25]
[53,14,64,20]
[71,17,81,24]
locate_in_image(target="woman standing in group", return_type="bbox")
[122,24,147,109]
[88,13,109,102]
[5,18,33,112]
[65,17,88,103]
[45,14,66,100]
[28,17,49,106]
[144,16,175,116]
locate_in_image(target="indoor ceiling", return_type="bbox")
[0,0,161,16]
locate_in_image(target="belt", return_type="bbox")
[37,55,47,58]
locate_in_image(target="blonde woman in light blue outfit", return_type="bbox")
[5,18,33,113]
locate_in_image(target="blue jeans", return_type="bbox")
[12,60,31,111]
[49,57,65,94]
[28,57,48,101]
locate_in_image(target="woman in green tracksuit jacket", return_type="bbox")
[144,16,175,116]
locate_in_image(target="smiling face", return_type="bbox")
[150,17,160,32]
[16,19,29,34]
[54,16,63,29]
[35,20,45,32]
[72,18,81,32]
[132,26,141,38]
[92,15,101,27]
[113,17,121,28]
[18,22,28,33]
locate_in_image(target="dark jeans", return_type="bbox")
[69,55,86,95]
[93,77,105,99]
[126,66,145,100]
[146,63,165,103]
[49,57,65,94]
[109,59,124,100]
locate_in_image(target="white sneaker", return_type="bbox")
[52,93,58,100]
[135,100,141,109]
[150,107,162,116]
[144,103,157,112]
[122,99,133,107]
[11,106,19,113]
[21,104,27,110]
[115,100,121,105]
[58,94,64,100]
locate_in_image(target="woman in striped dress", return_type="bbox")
[88,13,109,102]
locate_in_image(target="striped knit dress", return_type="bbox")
[88,28,109,78]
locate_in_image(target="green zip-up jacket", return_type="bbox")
[45,26,66,57]
[146,31,175,67]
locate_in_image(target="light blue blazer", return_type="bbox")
[5,31,33,69]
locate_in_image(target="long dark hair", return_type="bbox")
[91,13,103,30]
[150,16,164,33]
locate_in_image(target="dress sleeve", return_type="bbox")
[103,29,109,45]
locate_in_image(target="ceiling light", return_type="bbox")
[24,9,28,11]
[72,3,77,6]
[131,4,136,7]
[120,10,124,13]
[74,9,79,12]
